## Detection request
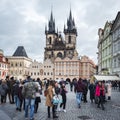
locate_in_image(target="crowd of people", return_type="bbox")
[0,76,120,119]
[0,76,42,120]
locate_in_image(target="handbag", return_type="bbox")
[52,95,61,105]
[35,96,41,103]
[95,96,99,104]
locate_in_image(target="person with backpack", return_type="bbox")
[22,76,38,120]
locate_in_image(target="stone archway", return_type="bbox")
[66,78,70,83]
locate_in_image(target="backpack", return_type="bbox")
[23,82,38,98]
[0,84,7,96]
[44,89,48,97]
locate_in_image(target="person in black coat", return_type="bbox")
[60,83,67,112]
[89,81,95,103]
[82,79,88,103]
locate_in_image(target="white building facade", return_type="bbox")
[29,60,44,80]
[6,46,32,80]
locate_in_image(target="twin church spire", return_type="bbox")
[48,11,55,33]
[45,9,77,35]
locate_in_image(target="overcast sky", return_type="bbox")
[0,0,120,64]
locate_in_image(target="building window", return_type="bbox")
[49,37,52,44]
[44,72,46,75]
[15,63,18,67]
[38,72,39,75]
[47,72,49,75]
[118,41,120,51]
[11,71,13,74]
[11,63,13,67]
[20,63,22,67]
[68,36,71,43]
[114,59,116,68]
[34,72,36,75]
[118,58,120,67]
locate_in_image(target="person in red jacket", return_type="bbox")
[95,81,105,110]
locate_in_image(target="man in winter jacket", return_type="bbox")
[74,78,84,108]
[22,76,38,120]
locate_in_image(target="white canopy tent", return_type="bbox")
[94,75,120,81]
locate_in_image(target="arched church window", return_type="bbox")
[49,37,52,44]
[68,36,71,43]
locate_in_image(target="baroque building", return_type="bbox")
[80,56,96,79]
[7,46,32,80]
[98,21,112,74]
[111,12,120,76]
[44,10,78,62]
[0,49,9,79]
[97,11,120,77]
[43,59,54,80]
[98,28,104,74]
[54,56,79,80]
[29,60,44,80]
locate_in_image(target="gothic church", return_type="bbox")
[44,10,78,62]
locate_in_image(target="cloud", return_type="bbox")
[0,0,120,64]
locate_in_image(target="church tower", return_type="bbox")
[44,10,78,63]
[64,10,77,58]
[44,11,58,61]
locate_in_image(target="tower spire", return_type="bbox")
[50,9,53,22]
[48,7,55,33]
[64,9,77,35]
[69,9,72,20]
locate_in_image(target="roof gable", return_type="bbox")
[13,46,28,58]
[111,12,120,31]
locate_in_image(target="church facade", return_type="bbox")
[44,10,96,81]
[44,10,78,63]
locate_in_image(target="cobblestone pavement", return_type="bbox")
[0,85,120,120]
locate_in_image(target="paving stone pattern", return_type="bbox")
[0,85,120,120]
